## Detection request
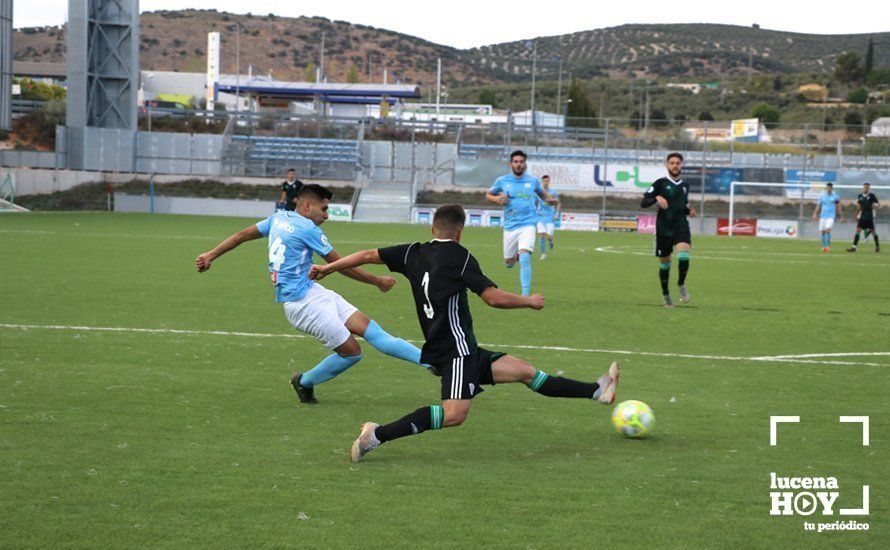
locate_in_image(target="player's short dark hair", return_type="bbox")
[510,150,527,161]
[433,204,466,234]
[826,182,834,187]
[667,152,684,162]
[286,168,295,172]
[296,184,333,202]
[541,174,550,180]
[863,182,870,186]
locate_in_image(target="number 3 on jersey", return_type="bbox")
[421,272,434,319]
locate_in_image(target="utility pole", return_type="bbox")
[235,22,241,113]
[555,56,563,115]
[436,58,442,115]
[319,31,326,83]
[644,78,651,134]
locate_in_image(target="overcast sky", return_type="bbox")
[14,0,890,49]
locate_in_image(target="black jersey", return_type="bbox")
[378,240,496,365]
[857,192,879,221]
[281,180,304,211]
[641,177,690,236]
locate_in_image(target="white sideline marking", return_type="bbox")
[1,323,886,367]
[753,352,890,360]
[595,245,889,268]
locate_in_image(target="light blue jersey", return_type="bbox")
[538,189,559,223]
[256,211,333,302]
[818,191,839,219]
[489,172,544,230]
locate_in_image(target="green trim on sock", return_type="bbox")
[430,405,444,430]
[659,262,672,271]
[677,251,691,261]
[529,370,549,391]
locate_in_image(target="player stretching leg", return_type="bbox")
[196,184,428,405]
[486,150,557,295]
[536,175,560,260]
[847,182,880,253]
[641,153,696,308]
[813,182,843,253]
[309,205,620,461]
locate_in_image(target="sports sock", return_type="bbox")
[363,320,428,368]
[300,353,362,387]
[659,261,671,295]
[540,236,547,252]
[549,238,554,250]
[821,233,829,247]
[826,232,832,247]
[874,233,880,248]
[527,370,599,398]
[677,251,690,286]
[519,252,532,295]
[375,405,443,443]
[852,231,861,247]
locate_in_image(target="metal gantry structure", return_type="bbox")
[65,0,140,169]
[0,0,13,131]
[67,0,139,129]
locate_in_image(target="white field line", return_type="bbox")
[1,323,886,368]
[595,245,889,268]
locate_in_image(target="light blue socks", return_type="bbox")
[364,320,427,368]
[519,252,532,296]
[301,353,363,387]
[540,236,547,251]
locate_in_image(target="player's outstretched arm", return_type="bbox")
[196,225,262,272]
[311,249,395,293]
[479,287,544,310]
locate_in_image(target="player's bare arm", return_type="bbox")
[537,188,559,205]
[486,191,510,206]
[812,204,820,220]
[319,249,394,292]
[479,286,545,310]
[196,224,263,272]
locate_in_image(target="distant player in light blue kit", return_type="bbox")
[196,184,428,405]
[812,182,844,253]
[535,175,560,260]
[486,150,557,295]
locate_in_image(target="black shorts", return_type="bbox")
[655,229,691,258]
[436,347,505,401]
[857,218,875,231]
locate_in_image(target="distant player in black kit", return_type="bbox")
[279,168,303,211]
[641,152,696,308]
[847,183,880,253]
[309,204,620,462]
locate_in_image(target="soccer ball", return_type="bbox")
[611,400,654,438]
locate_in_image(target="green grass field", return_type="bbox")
[1,212,888,548]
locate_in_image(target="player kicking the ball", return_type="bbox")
[641,152,696,308]
[196,184,429,405]
[309,204,620,462]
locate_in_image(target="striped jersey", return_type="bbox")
[378,239,496,365]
